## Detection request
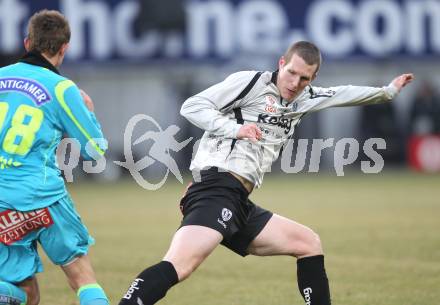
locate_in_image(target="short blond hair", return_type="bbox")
[284,41,322,73]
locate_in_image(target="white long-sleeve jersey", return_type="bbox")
[180,70,398,187]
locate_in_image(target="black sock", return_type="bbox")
[297,255,331,305]
[119,261,178,305]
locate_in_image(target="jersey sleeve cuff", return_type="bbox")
[230,123,243,139]
[384,83,399,100]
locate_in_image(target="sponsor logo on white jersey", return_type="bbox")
[265,95,277,113]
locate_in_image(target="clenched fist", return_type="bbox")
[237,124,262,143]
[391,73,414,92]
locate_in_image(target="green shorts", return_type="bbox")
[0,195,94,283]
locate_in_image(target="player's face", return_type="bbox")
[277,53,318,102]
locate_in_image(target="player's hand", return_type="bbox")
[80,89,95,112]
[237,124,262,143]
[391,73,415,92]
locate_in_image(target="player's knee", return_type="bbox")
[302,230,323,256]
[62,255,97,292]
[293,229,323,257]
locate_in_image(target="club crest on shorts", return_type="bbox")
[221,208,232,222]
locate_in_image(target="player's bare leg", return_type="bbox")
[61,255,108,305]
[248,214,322,257]
[19,277,39,305]
[119,225,222,305]
[248,214,331,305]
[163,225,223,281]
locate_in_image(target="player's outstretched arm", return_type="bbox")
[307,73,415,112]
[390,73,415,92]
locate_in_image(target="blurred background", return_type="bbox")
[1,0,440,181]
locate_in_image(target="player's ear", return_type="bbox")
[278,56,286,69]
[311,65,319,82]
[24,37,31,51]
[59,43,69,57]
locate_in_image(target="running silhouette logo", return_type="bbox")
[115,114,193,190]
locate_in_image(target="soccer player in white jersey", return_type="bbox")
[119,41,414,305]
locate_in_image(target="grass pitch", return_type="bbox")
[37,171,439,305]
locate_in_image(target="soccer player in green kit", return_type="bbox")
[0,10,109,305]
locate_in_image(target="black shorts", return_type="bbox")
[179,168,273,257]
